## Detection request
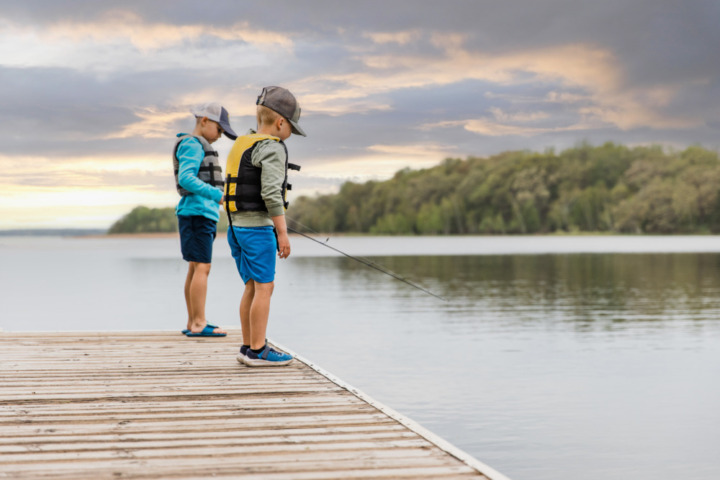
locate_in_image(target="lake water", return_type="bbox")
[1,235,720,480]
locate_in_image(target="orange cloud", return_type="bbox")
[364,30,421,45]
[43,11,293,51]
[311,34,698,131]
[106,109,188,140]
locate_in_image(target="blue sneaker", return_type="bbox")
[244,344,293,367]
[236,345,249,364]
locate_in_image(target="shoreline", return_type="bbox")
[84,231,720,239]
[3,230,720,240]
[81,232,180,239]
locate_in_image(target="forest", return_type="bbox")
[108,206,230,234]
[108,206,178,234]
[290,143,720,234]
[109,143,720,235]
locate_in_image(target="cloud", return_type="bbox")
[0,12,292,75]
[6,10,293,51]
[363,30,421,45]
[427,119,592,138]
[488,108,549,123]
[311,37,700,132]
[305,142,455,185]
[107,108,189,140]
[299,93,393,117]
[0,152,177,228]
[367,143,454,159]
[0,154,172,188]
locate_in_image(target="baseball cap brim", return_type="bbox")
[289,120,306,137]
[217,107,237,140]
[219,120,237,140]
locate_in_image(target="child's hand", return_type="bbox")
[277,233,291,259]
[272,215,291,259]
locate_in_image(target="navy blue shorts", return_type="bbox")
[178,215,217,264]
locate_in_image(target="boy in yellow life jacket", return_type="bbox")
[225,86,306,366]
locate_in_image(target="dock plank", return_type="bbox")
[0,331,505,479]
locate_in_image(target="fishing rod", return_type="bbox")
[286,217,447,302]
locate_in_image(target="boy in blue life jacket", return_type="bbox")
[225,86,306,366]
[174,103,237,337]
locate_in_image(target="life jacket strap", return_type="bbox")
[174,165,221,174]
[224,177,259,186]
[197,164,222,173]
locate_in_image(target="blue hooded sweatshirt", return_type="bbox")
[175,134,223,222]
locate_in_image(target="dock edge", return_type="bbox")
[271,339,512,480]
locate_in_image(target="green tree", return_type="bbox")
[108,206,178,234]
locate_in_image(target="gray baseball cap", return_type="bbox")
[256,86,307,137]
[191,102,237,140]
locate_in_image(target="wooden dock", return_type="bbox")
[0,331,509,479]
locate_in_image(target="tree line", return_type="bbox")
[109,143,720,235]
[289,143,720,234]
[108,206,230,234]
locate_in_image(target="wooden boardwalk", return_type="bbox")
[0,331,509,480]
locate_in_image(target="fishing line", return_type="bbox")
[286,217,329,242]
[286,217,447,302]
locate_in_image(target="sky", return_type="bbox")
[1,0,718,229]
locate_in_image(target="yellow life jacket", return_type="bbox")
[224,134,300,214]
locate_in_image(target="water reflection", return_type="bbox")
[310,253,720,330]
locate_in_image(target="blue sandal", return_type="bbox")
[185,324,226,337]
[183,324,220,335]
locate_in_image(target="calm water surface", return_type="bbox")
[1,235,720,480]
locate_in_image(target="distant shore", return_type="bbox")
[4,229,720,239]
[82,232,180,239]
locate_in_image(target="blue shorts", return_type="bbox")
[178,215,217,264]
[227,226,277,284]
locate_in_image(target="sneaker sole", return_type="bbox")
[236,354,246,364]
[243,357,293,367]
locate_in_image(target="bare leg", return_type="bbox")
[239,280,255,345]
[183,263,196,331]
[188,262,226,334]
[249,281,274,349]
